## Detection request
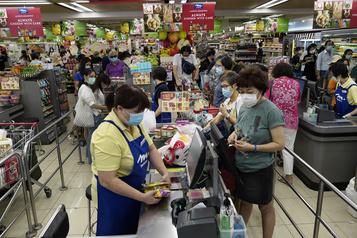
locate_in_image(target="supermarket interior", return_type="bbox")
[0,0,357,238]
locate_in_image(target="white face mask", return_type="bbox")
[240,93,259,108]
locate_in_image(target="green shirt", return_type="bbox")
[235,100,284,172]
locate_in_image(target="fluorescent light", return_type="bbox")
[255,0,288,9]
[71,2,94,12]
[58,2,84,12]
[169,0,175,4]
[0,1,51,5]
[181,0,187,3]
[75,0,90,3]
[266,14,283,18]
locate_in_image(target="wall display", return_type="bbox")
[143,3,183,32]
[130,18,144,35]
[160,91,190,112]
[132,72,151,85]
[143,4,163,32]
[313,0,355,29]
[182,3,215,32]
[7,7,44,37]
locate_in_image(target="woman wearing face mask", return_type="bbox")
[74,57,92,95]
[75,69,107,164]
[265,63,300,185]
[342,49,354,69]
[227,65,285,238]
[91,85,170,236]
[205,71,242,138]
[302,44,318,82]
[332,62,357,118]
[212,55,234,107]
[106,50,125,79]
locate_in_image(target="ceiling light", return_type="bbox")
[75,0,90,3]
[255,0,288,9]
[71,2,94,12]
[265,14,283,18]
[58,2,84,12]
[181,0,187,3]
[0,1,51,5]
[169,0,175,4]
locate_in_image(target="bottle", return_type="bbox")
[220,195,233,231]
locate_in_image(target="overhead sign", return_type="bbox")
[351,0,357,27]
[6,7,44,37]
[182,2,215,32]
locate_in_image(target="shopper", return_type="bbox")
[332,62,357,118]
[173,45,198,90]
[74,69,107,164]
[317,40,334,89]
[119,51,133,85]
[199,49,216,89]
[0,50,7,71]
[206,71,242,138]
[266,63,300,185]
[291,47,303,78]
[302,44,318,82]
[106,50,125,78]
[19,50,30,66]
[91,51,102,74]
[98,72,113,99]
[227,65,285,238]
[91,84,170,236]
[29,52,43,66]
[152,66,171,123]
[213,55,234,107]
[326,56,343,109]
[342,49,354,69]
[102,49,111,72]
[74,57,91,95]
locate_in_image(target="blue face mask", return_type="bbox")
[110,57,118,63]
[126,111,144,126]
[215,66,224,77]
[87,77,96,85]
[222,87,233,98]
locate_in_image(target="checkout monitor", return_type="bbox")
[187,129,207,189]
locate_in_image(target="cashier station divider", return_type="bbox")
[294,77,357,190]
[137,128,245,238]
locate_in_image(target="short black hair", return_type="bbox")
[307,44,316,53]
[220,71,238,86]
[331,62,349,78]
[272,63,294,78]
[220,55,233,70]
[118,51,131,61]
[106,84,150,112]
[152,66,167,82]
[344,49,353,56]
[237,65,269,94]
[180,45,192,55]
[31,52,40,60]
[295,47,302,52]
[325,40,334,46]
[206,49,215,58]
[232,64,244,74]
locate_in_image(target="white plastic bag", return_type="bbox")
[346,177,357,218]
[74,100,94,128]
[142,109,156,133]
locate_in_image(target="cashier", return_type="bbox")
[331,62,357,118]
[91,84,170,236]
[152,66,172,123]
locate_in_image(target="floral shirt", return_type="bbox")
[265,76,300,129]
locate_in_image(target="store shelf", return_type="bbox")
[42,105,54,113]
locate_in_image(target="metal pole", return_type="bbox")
[77,126,84,165]
[23,143,42,232]
[54,125,67,191]
[17,153,37,238]
[313,181,325,238]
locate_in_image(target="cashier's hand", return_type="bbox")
[219,104,229,117]
[343,113,352,119]
[227,132,237,145]
[233,140,254,153]
[141,191,161,205]
[161,173,171,185]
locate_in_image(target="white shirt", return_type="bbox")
[173,54,198,86]
[75,84,99,117]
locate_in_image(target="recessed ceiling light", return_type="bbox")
[255,0,289,9]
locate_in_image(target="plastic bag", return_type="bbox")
[142,109,156,133]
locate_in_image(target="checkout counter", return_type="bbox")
[137,128,246,238]
[294,114,357,190]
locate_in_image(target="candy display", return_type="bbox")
[132,72,151,85]
[144,182,171,198]
[160,91,190,112]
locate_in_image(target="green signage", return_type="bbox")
[96,28,106,39]
[277,18,289,33]
[74,21,87,37]
[214,19,222,33]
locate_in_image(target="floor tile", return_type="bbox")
[67,208,91,235]
[335,221,357,238]
[53,188,87,209]
[68,172,93,189]
[247,225,292,238]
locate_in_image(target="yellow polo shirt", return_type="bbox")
[91,110,153,205]
[337,77,357,106]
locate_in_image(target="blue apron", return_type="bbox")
[335,84,357,117]
[96,120,149,236]
[152,87,171,123]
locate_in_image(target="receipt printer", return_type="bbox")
[176,207,218,238]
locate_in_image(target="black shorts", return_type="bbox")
[236,164,274,205]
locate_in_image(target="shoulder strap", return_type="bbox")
[102,120,130,143]
[347,84,357,90]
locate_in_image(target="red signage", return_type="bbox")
[182,3,215,32]
[7,7,44,37]
[351,0,357,28]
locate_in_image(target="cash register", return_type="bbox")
[172,129,220,238]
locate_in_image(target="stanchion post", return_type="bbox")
[77,127,84,165]
[54,126,67,191]
[313,181,325,238]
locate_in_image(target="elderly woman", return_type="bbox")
[106,50,125,79]
[228,65,285,238]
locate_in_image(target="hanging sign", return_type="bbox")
[351,0,357,27]
[277,18,289,32]
[182,3,215,32]
[6,7,44,37]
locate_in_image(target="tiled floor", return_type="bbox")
[1,138,356,238]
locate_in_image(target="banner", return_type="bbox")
[313,0,354,29]
[7,7,44,37]
[351,0,357,27]
[213,19,222,33]
[95,27,106,39]
[182,3,215,32]
[277,18,289,32]
[74,21,87,37]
